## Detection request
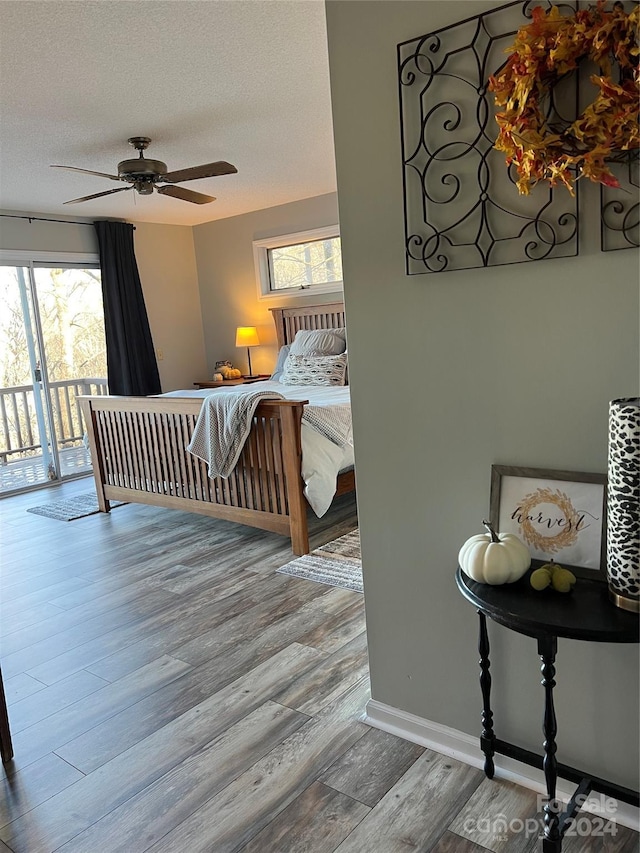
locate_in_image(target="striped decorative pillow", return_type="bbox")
[280,353,348,386]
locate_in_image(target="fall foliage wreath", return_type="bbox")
[489,1,640,195]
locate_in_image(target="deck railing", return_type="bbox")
[0,378,108,464]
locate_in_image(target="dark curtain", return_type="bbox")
[94,220,161,396]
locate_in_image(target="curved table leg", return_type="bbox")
[0,667,13,764]
[539,636,561,852]
[478,611,496,779]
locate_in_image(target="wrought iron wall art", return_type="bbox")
[398,1,579,274]
[598,0,639,252]
[601,152,640,252]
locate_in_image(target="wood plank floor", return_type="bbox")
[1,479,638,852]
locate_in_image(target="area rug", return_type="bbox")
[276,528,362,592]
[27,492,126,522]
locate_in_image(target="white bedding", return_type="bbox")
[160,382,354,516]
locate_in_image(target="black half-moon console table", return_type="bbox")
[455,567,639,852]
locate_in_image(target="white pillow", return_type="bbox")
[289,328,346,356]
[280,353,348,386]
[270,345,291,381]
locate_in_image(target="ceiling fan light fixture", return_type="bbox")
[134,181,154,195]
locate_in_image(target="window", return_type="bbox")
[253,225,343,300]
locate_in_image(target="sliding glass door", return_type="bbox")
[0,259,107,494]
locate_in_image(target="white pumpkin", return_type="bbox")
[459,520,531,585]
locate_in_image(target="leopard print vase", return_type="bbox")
[607,397,640,611]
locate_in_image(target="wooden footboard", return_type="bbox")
[79,395,312,554]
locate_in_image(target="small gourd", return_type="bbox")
[530,562,577,593]
[212,373,223,382]
[459,520,531,585]
[229,368,242,379]
[219,365,233,379]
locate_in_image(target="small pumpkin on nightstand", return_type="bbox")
[212,373,223,382]
[459,520,531,585]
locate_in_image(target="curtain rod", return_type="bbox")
[0,214,135,229]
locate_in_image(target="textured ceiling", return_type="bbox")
[0,1,336,226]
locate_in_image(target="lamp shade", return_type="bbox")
[235,326,260,348]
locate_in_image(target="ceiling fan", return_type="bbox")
[51,137,237,205]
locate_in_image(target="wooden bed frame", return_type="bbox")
[79,301,353,555]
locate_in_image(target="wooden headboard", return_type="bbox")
[270,302,346,350]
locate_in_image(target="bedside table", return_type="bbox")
[194,375,270,389]
[242,374,271,384]
[194,379,244,388]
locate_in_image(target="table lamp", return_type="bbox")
[235,326,260,378]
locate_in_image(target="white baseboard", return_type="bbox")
[364,698,639,832]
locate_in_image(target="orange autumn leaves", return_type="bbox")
[489,2,639,195]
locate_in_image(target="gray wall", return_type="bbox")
[326,1,639,788]
[0,194,342,388]
[0,195,342,385]
[192,193,340,377]
[0,210,98,255]
[0,211,206,391]
[131,222,206,391]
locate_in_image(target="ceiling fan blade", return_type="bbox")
[157,185,216,204]
[63,186,133,205]
[51,164,121,181]
[162,161,237,183]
